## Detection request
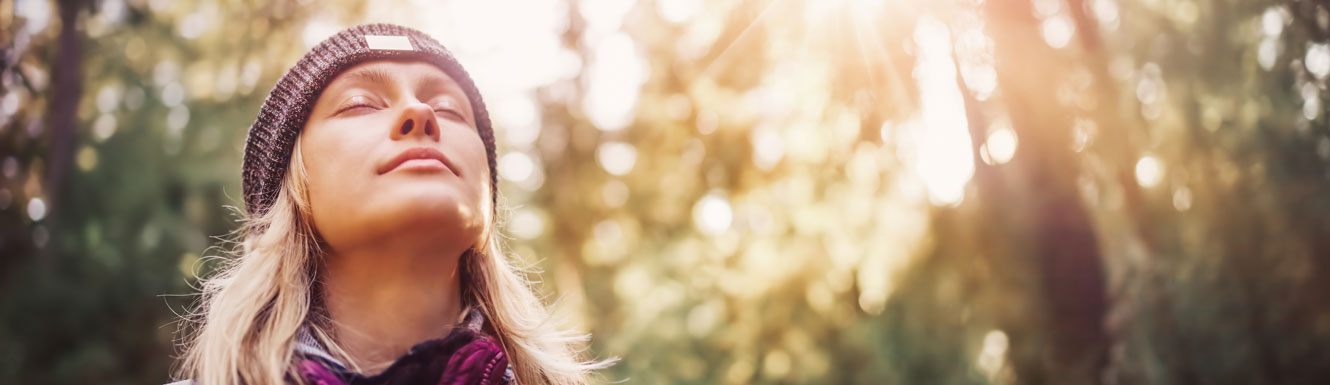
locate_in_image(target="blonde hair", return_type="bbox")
[177,142,616,384]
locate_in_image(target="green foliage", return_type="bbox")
[1,0,1329,384]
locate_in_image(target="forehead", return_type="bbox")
[327,60,459,89]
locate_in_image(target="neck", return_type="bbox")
[320,240,467,374]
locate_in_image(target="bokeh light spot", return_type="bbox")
[1135,155,1164,188]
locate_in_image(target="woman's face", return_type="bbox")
[299,60,491,254]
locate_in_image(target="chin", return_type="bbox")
[326,190,482,249]
[384,184,481,226]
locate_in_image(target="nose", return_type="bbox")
[392,102,440,141]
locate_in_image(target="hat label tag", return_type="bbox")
[364,35,414,51]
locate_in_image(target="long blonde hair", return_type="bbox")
[177,142,616,384]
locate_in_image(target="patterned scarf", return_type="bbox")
[295,308,515,385]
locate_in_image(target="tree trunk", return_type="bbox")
[983,0,1111,382]
[44,0,85,261]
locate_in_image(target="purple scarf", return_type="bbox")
[295,310,513,385]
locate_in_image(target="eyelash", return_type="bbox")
[335,97,378,115]
[433,107,464,120]
[337,104,371,114]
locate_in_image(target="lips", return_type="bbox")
[378,147,457,175]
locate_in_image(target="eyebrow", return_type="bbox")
[338,67,463,98]
[340,68,394,86]
[417,74,464,100]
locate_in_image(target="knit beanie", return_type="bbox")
[242,23,497,217]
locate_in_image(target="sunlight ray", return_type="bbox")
[700,0,784,77]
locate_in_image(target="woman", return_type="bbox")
[174,24,615,385]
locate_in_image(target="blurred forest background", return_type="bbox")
[2,0,1330,383]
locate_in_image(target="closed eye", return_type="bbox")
[337,104,376,115]
[333,95,381,116]
[433,107,466,121]
[430,97,469,123]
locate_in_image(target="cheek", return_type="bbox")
[303,134,358,191]
[299,125,377,227]
[459,136,493,244]
[455,132,493,200]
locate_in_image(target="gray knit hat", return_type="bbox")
[242,23,496,217]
